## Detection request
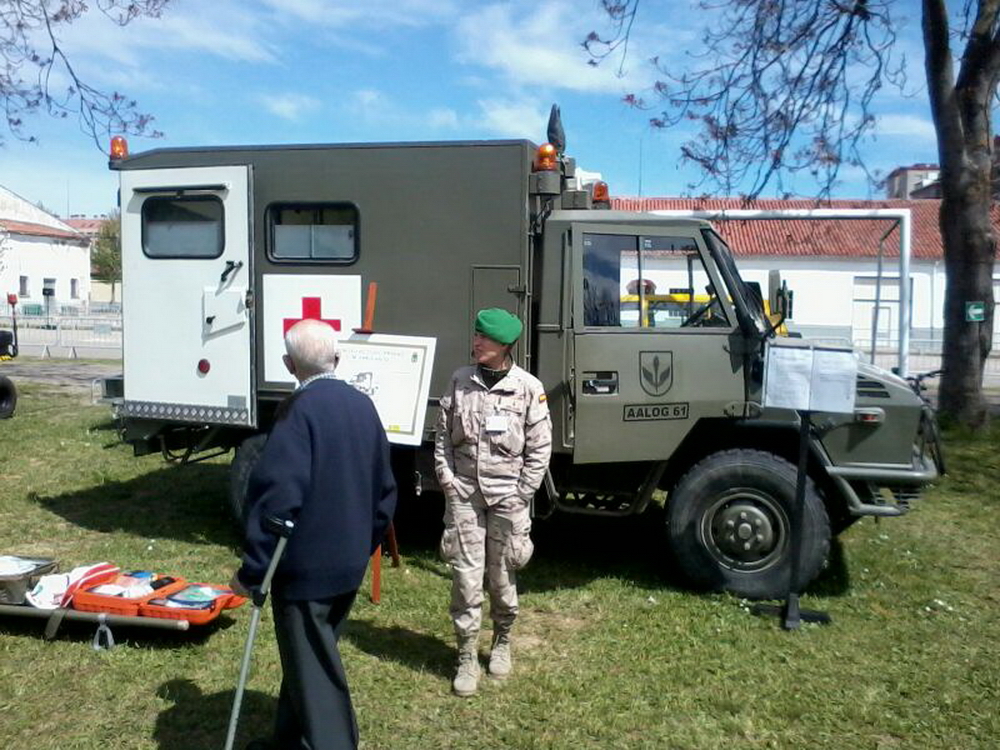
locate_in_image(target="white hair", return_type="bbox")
[284,319,339,377]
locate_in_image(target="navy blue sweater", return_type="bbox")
[238,378,397,601]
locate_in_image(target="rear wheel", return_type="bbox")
[667,449,830,600]
[0,375,16,419]
[229,433,268,532]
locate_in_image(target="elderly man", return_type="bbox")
[434,308,553,697]
[232,319,397,750]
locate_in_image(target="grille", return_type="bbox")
[856,376,890,399]
[885,484,922,509]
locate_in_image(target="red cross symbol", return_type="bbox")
[283,297,342,335]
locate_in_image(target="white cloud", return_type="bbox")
[257,93,321,121]
[427,108,460,130]
[875,114,936,142]
[454,1,665,95]
[57,1,278,68]
[475,99,548,139]
[262,0,460,28]
[352,88,389,115]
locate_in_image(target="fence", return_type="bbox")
[1,313,999,385]
[1,312,122,358]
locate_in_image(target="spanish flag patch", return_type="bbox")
[539,394,547,403]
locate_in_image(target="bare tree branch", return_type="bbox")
[587,0,905,199]
[1,1,169,148]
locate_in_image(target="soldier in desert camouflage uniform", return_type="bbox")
[435,308,552,697]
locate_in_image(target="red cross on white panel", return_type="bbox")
[283,297,342,334]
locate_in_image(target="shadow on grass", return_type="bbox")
[392,493,679,594]
[89,418,122,433]
[807,537,851,597]
[0,612,236,649]
[35,463,240,549]
[343,619,454,679]
[523,506,679,594]
[394,493,852,599]
[154,677,276,750]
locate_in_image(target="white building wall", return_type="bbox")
[0,235,91,312]
[729,257,986,348]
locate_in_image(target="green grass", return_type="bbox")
[1,382,998,749]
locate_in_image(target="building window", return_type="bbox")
[71,279,79,299]
[19,276,29,297]
[267,203,358,263]
[142,195,224,259]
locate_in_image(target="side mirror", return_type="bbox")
[768,270,794,320]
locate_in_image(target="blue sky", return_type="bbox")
[2,0,938,218]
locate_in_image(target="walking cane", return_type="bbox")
[223,516,295,750]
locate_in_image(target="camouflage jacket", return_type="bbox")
[434,363,552,506]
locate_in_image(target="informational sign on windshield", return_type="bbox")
[337,333,437,446]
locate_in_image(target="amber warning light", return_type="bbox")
[532,143,558,172]
[110,136,129,161]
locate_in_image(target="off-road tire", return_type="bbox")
[667,449,831,600]
[0,375,16,419]
[229,433,268,532]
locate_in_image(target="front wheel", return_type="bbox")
[667,449,830,600]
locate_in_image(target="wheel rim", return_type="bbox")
[699,488,788,572]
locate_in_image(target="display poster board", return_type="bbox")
[337,333,437,446]
[763,344,857,414]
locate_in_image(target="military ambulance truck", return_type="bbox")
[105,132,940,599]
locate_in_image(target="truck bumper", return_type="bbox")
[824,448,939,519]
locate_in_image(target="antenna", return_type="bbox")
[547,104,566,155]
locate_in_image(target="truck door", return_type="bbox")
[119,166,255,427]
[571,225,745,463]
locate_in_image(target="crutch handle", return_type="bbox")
[252,517,295,607]
[264,515,295,538]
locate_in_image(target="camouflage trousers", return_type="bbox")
[440,483,534,639]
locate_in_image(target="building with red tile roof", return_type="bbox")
[63,217,109,240]
[610,196,1000,353]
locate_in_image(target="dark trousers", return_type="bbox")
[271,590,359,750]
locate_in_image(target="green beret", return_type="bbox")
[475,308,522,345]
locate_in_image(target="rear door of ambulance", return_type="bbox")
[119,166,255,427]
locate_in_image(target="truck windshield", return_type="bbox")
[701,229,770,337]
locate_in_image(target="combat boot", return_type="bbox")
[452,635,480,697]
[488,631,512,679]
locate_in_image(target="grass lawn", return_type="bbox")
[1,382,998,749]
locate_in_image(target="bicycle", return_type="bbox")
[904,369,946,476]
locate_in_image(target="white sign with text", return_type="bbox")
[763,344,857,414]
[337,333,437,446]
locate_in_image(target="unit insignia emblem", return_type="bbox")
[639,351,673,397]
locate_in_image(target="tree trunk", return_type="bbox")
[937,181,995,427]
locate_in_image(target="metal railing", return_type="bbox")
[1,313,122,354]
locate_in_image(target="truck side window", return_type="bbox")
[583,233,634,326]
[142,196,224,259]
[268,203,358,263]
[583,233,730,329]
[641,236,730,329]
